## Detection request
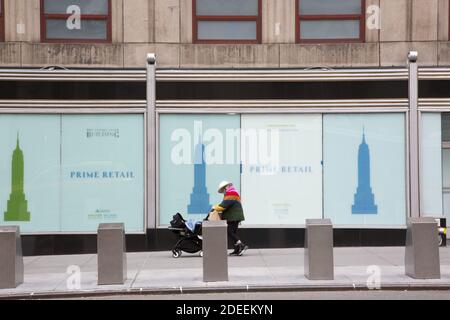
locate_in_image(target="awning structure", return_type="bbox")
[0,66,448,110]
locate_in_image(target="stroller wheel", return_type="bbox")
[172,249,182,258]
[199,251,203,257]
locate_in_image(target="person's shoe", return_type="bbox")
[229,245,239,256]
[236,243,249,256]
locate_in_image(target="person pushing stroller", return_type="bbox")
[211,181,248,256]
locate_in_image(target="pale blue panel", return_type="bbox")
[60,115,144,232]
[241,114,323,225]
[197,0,258,16]
[198,21,257,40]
[300,20,360,39]
[159,114,240,225]
[300,0,362,15]
[0,115,61,233]
[44,0,109,14]
[323,114,406,226]
[46,19,107,40]
[420,113,443,216]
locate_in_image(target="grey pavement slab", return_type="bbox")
[0,247,449,298]
[132,268,204,289]
[24,254,95,274]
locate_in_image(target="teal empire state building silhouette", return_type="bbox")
[4,133,30,222]
[352,129,378,215]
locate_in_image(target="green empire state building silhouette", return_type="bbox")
[4,133,30,222]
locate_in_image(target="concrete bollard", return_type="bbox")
[0,226,24,289]
[405,217,441,279]
[304,219,334,280]
[202,220,228,282]
[97,223,127,285]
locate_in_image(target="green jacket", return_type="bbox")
[213,187,245,222]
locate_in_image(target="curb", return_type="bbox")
[2,283,450,299]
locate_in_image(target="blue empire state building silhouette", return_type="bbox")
[352,130,378,214]
[187,136,212,214]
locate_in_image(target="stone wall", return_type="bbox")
[0,0,448,68]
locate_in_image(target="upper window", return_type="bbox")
[297,0,365,43]
[40,0,111,43]
[0,0,4,42]
[193,0,261,43]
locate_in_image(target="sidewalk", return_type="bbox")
[1,247,450,299]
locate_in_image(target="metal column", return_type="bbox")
[146,53,157,229]
[408,51,420,218]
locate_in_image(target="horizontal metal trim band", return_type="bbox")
[418,68,450,80]
[419,98,450,105]
[418,98,450,111]
[2,98,448,110]
[0,100,147,108]
[156,99,409,108]
[0,68,421,82]
[0,69,146,82]
[0,99,409,109]
[418,108,450,112]
[0,76,146,82]
[0,109,146,113]
[156,69,410,82]
[0,67,449,82]
[156,108,408,113]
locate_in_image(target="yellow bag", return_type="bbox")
[208,210,222,221]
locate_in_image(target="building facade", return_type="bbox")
[0,0,449,254]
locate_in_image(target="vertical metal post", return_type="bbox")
[147,53,157,229]
[304,219,334,280]
[202,220,229,282]
[97,223,127,285]
[0,226,24,289]
[408,51,420,218]
[405,217,441,279]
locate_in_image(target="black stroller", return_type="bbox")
[169,213,203,258]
